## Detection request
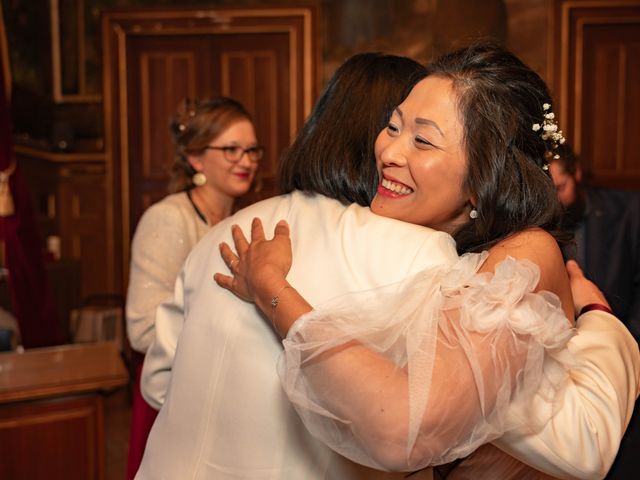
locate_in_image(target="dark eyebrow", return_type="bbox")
[395,107,445,138]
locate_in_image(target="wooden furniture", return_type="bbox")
[47,259,82,342]
[0,257,82,344]
[16,146,109,299]
[548,0,640,189]
[0,342,128,480]
[102,5,320,293]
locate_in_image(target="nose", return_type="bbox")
[379,137,408,168]
[236,150,254,168]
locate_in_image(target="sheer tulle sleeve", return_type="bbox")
[277,253,575,472]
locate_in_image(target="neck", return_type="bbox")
[191,186,234,225]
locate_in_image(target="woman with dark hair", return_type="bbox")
[125,96,260,479]
[215,43,638,478]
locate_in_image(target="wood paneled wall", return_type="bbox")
[102,6,318,293]
[11,1,640,304]
[548,0,640,189]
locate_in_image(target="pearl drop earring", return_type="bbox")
[192,172,207,186]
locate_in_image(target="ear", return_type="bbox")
[187,154,203,172]
[575,163,583,183]
[469,194,478,209]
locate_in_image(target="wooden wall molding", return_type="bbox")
[102,5,319,293]
[548,0,640,188]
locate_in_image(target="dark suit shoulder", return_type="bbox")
[585,186,640,220]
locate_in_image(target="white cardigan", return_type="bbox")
[126,192,209,353]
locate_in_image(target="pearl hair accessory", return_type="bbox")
[176,103,196,132]
[192,172,207,186]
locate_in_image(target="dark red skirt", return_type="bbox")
[126,352,159,479]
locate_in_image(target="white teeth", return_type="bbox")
[382,178,413,195]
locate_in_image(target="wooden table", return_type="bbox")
[0,342,129,479]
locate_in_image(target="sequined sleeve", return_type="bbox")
[125,200,198,353]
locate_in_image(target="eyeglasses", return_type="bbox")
[204,145,264,163]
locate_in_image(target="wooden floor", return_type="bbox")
[105,388,131,480]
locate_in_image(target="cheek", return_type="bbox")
[374,133,386,168]
[416,160,465,202]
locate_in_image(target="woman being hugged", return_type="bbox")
[215,43,609,475]
[125,96,260,479]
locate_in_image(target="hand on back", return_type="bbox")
[566,260,611,317]
[215,218,292,303]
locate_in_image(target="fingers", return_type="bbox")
[566,259,584,279]
[213,272,233,290]
[274,220,290,239]
[250,217,266,242]
[219,242,239,272]
[231,224,250,255]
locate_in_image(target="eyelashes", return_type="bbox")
[415,136,435,148]
[386,123,435,149]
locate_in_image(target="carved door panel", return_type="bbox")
[549,0,640,189]
[103,7,318,292]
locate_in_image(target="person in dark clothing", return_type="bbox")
[550,143,640,479]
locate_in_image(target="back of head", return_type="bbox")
[168,96,253,193]
[426,42,564,253]
[279,52,426,206]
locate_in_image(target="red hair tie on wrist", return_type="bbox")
[579,303,613,317]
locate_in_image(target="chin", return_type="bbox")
[370,204,394,220]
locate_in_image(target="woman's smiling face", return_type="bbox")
[371,76,472,234]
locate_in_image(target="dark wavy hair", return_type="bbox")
[279,52,426,206]
[423,43,565,254]
[168,96,253,193]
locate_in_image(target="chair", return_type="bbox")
[69,294,134,400]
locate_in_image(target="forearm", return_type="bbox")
[494,310,640,479]
[126,247,172,353]
[253,279,417,468]
[126,207,191,353]
[253,280,312,338]
[277,293,533,471]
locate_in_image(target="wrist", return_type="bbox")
[253,274,288,305]
[579,303,613,317]
[270,284,295,330]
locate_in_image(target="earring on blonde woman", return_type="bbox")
[192,172,207,186]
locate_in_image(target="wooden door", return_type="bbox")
[102,6,319,293]
[548,0,640,189]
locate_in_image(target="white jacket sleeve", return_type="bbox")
[140,266,186,410]
[493,311,640,479]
